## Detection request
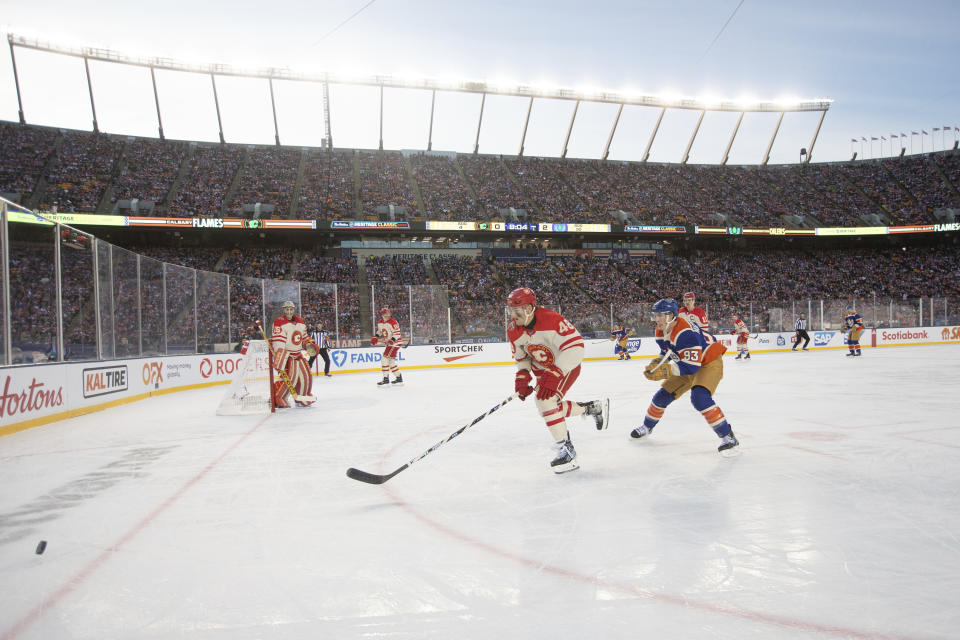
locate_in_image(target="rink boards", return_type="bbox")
[2,325,959,435]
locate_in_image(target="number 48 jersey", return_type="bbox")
[508,308,585,376]
[655,317,727,376]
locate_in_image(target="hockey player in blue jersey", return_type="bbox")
[610,324,634,360]
[842,305,865,356]
[633,298,739,455]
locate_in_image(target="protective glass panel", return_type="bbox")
[332,282,362,344]
[60,228,96,360]
[559,302,609,339]
[139,256,166,356]
[852,296,880,329]
[612,302,654,338]
[229,276,264,344]
[95,239,115,360]
[369,283,410,341]
[300,282,338,344]
[197,270,230,353]
[888,299,920,329]
[8,218,57,364]
[164,263,196,354]
[409,284,450,345]
[948,298,960,327]
[262,280,301,330]
[112,245,142,357]
[0,209,6,365]
[451,299,507,342]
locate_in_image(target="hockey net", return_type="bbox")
[216,340,275,415]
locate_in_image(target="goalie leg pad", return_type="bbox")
[272,380,291,408]
[287,356,314,404]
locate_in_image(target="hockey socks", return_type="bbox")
[691,386,732,438]
[643,388,674,430]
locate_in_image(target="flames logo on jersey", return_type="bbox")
[526,344,556,367]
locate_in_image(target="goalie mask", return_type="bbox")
[281,301,296,319]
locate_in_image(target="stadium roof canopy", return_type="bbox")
[7,33,832,165]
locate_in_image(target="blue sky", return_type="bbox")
[0,0,956,164]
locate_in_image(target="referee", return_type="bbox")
[308,321,332,376]
[793,313,810,351]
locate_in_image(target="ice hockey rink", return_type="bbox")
[1,344,959,640]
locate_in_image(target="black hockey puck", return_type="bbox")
[35,540,47,555]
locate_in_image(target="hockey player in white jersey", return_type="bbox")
[270,301,316,407]
[507,287,609,474]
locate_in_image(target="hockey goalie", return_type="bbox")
[270,301,316,407]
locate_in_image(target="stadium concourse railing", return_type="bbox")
[1,197,958,366]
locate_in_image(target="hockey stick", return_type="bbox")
[346,393,518,485]
[255,321,317,405]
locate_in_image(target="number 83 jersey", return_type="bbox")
[508,308,585,375]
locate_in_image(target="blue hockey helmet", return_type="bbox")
[652,298,679,319]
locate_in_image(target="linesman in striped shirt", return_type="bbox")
[793,313,810,351]
[308,321,332,376]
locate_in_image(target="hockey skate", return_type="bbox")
[377,377,391,386]
[745,353,751,359]
[734,353,743,360]
[391,374,404,385]
[618,355,624,360]
[550,437,578,474]
[846,351,856,357]
[625,354,631,360]
[718,431,740,456]
[579,398,609,430]
[630,424,654,439]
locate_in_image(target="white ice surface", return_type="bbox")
[1,345,959,640]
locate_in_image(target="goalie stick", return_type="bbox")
[346,393,518,484]
[255,321,317,405]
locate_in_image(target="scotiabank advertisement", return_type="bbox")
[875,325,960,346]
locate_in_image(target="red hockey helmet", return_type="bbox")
[683,292,696,301]
[379,307,391,316]
[507,287,536,308]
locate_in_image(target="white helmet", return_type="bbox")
[281,301,295,317]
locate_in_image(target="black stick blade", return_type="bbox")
[346,467,391,484]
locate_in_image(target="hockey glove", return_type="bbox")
[644,357,677,381]
[514,370,534,400]
[370,336,378,346]
[535,368,563,401]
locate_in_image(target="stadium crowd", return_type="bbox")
[3,121,959,227]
